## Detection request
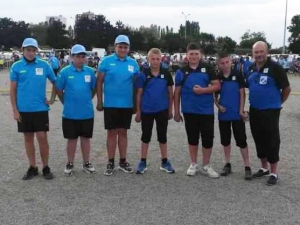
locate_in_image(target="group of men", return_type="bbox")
[9,35,291,186]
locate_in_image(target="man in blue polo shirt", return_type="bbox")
[56,44,96,175]
[97,35,139,176]
[135,48,174,174]
[10,38,56,180]
[214,52,252,180]
[174,42,220,178]
[248,41,291,186]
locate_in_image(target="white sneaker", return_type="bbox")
[64,163,74,175]
[186,163,198,176]
[82,162,96,174]
[201,165,219,178]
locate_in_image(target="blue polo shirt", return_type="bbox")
[243,59,252,78]
[49,56,60,70]
[247,59,290,110]
[98,53,139,108]
[175,63,217,115]
[56,64,96,120]
[218,70,245,121]
[10,57,56,112]
[137,68,173,113]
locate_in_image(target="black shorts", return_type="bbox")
[62,118,94,139]
[141,109,169,144]
[219,120,247,148]
[249,108,281,164]
[18,111,49,133]
[104,108,133,130]
[183,113,214,148]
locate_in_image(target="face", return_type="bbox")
[148,53,161,69]
[187,50,201,64]
[252,43,268,64]
[218,56,232,74]
[23,47,37,61]
[115,43,129,58]
[72,54,86,68]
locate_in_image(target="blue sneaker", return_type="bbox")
[136,161,147,174]
[160,160,175,174]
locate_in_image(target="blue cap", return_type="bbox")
[22,38,38,48]
[71,44,86,55]
[115,35,130,45]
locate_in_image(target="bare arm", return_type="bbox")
[136,88,143,114]
[206,80,221,93]
[281,86,291,104]
[239,88,246,114]
[168,86,174,114]
[56,90,64,104]
[174,86,181,115]
[10,81,18,113]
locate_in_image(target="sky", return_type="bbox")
[1,0,300,48]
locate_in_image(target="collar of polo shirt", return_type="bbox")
[21,57,39,65]
[70,62,87,72]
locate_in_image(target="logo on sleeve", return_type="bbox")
[128,65,134,72]
[35,68,43,75]
[259,76,268,85]
[85,75,91,83]
[232,76,236,81]
[161,74,164,79]
[201,68,206,73]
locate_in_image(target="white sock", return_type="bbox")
[270,173,278,178]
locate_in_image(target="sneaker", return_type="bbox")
[201,165,220,178]
[186,163,198,176]
[245,169,252,180]
[64,163,74,175]
[42,166,54,180]
[104,163,115,176]
[82,162,96,174]
[221,163,232,176]
[118,162,133,174]
[136,161,147,174]
[22,166,38,180]
[267,174,279,186]
[252,168,270,179]
[160,160,175,174]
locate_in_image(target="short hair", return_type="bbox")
[217,52,230,60]
[186,42,200,52]
[147,48,162,57]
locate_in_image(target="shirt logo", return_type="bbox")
[201,68,206,73]
[20,70,26,74]
[35,68,43,76]
[68,76,74,79]
[128,65,134,72]
[161,74,164,79]
[232,76,236,81]
[110,63,116,66]
[263,68,269,74]
[85,75,91,83]
[259,76,268,85]
[147,75,151,78]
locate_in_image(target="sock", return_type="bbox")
[162,158,168,164]
[109,158,114,165]
[141,158,147,163]
[120,158,126,164]
[245,166,251,171]
[270,173,278,178]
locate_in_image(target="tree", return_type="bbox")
[30,22,49,47]
[0,17,30,49]
[46,19,70,48]
[199,32,217,54]
[217,36,237,53]
[288,14,300,53]
[239,30,271,49]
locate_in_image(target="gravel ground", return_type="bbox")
[0,69,300,225]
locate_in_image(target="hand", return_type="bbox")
[96,101,103,111]
[45,99,50,106]
[218,105,226,113]
[168,110,173,120]
[193,85,206,95]
[135,112,141,123]
[13,110,21,123]
[240,111,249,122]
[174,113,183,122]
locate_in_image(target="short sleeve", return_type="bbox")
[9,65,18,82]
[56,70,66,91]
[175,69,184,87]
[46,64,56,83]
[207,65,218,81]
[98,58,108,73]
[166,71,174,86]
[273,64,290,89]
[136,73,146,89]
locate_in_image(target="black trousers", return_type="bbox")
[249,108,281,164]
